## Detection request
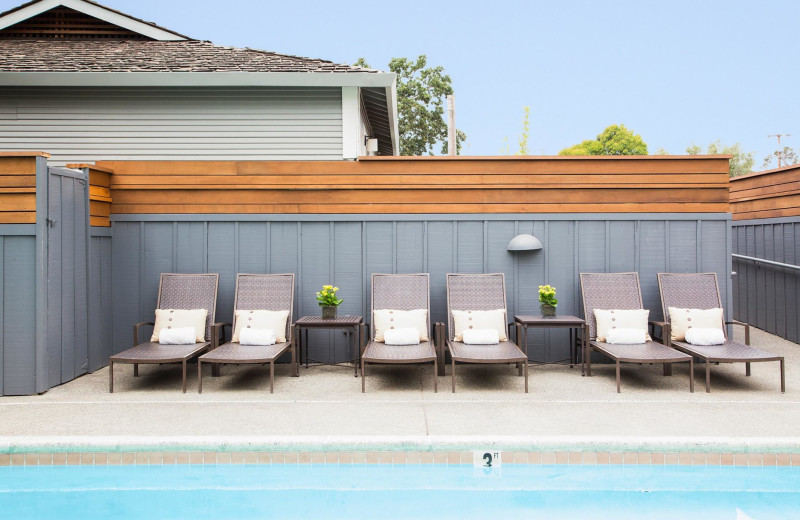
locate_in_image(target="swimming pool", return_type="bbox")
[1,462,798,519]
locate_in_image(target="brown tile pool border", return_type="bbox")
[2,450,799,467]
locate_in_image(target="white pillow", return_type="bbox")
[605,328,647,345]
[452,309,507,342]
[383,327,421,345]
[151,309,208,342]
[462,328,500,345]
[157,327,196,345]
[668,307,724,342]
[685,327,725,346]
[593,309,650,342]
[232,310,289,343]
[373,309,429,342]
[239,328,277,346]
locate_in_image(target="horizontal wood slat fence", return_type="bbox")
[0,152,47,224]
[730,164,800,220]
[67,163,112,227]
[96,156,731,215]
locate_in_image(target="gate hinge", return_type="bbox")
[46,217,57,227]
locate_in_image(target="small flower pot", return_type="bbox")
[540,304,556,318]
[322,305,337,319]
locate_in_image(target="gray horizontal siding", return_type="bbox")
[732,217,800,343]
[110,214,731,366]
[0,87,343,162]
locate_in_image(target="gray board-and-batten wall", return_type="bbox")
[732,216,800,343]
[110,213,732,368]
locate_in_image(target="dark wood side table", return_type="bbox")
[294,315,363,377]
[514,315,588,374]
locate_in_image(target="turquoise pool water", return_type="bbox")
[1,463,799,519]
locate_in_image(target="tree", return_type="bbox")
[686,142,754,177]
[516,106,530,155]
[559,124,648,156]
[762,146,799,170]
[355,56,466,156]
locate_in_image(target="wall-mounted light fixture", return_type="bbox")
[365,136,379,154]
[507,234,543,252]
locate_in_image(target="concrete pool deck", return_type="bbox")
[1,327,797,454]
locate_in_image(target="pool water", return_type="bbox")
[1,463,799,519]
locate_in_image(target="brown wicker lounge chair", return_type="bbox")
[445,273,528,393]
[361,273,437,393]
[198,273,296,394]
[109,273,219,393]
[657,272,785,393]
[580,272,693,393]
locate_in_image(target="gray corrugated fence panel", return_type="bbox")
[0,87,344,162]
[34,156,48,394]
[88,230,112,372]
[732,217,800,344]
[109,214,731,364]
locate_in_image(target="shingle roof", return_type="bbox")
[0,40,377,73]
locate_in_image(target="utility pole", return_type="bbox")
[768,133,791,167]
[447,95,456,156]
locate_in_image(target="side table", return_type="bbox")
[294,315,363,377]
[514,315,588,374]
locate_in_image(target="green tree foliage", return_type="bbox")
[762,147,799,170]
[355,56,466,156]
[517,106,530,155]
[686,142,754,177]
[559,124,648,156]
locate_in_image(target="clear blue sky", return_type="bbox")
[3,0,797,164]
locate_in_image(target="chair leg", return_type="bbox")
[705,359,711,393]
[689,359,694,393]
[212,363,220,377]
[746,362,751,376]
[433,360,438,393]
[780,359,785,393]
[291,339,298,377]
[616,360,621,393]
[586,347,592,377]
[109,361,114,393]
[133,363,138,377]
[361,360,366,393]
[182,360,187,393]
[198,359,203,394]
[517,361,523,376]
[270,362,274,394]
[451,358,456,393]
[524,359,529,393]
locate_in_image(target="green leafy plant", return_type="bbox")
[538,285,558,307]
[316,285,343,307]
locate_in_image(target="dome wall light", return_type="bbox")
[507,234,543,252]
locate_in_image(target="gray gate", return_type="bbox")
[46,167,90,388]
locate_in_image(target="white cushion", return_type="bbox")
[668,307,724,341]
[239,328,277,346]
[452,309,507,342]
[373,309,429,342]
[594,309,650,342]
[685,327,725,346]
[151,309,208,342]
[232,310,289,343]
[605,327,647,345]
[462,328,500,345]
[157,327,196,345]
[383,327,421,345]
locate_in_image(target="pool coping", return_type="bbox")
[2,435,800,467]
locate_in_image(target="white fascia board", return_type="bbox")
[341,86,360,160]
[0,71,397,88]
[0,0,188,40]
[385,79,400,156]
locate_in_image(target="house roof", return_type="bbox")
[0,40,378,73]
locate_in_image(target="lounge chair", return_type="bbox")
[198,273,296,393]
[445,273,528,393]
[580,272,693,393]
[109,273,219,393]
[657,272,785,393]
[361,273,438,393]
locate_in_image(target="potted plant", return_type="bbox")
[538,284,558,318]
[316,284,343,319]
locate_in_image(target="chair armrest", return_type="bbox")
[726,320,750,345]
[648,320,670,345]
[212,322,232,348]
[133,322,155,346]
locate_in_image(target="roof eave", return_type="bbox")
[0,71,397,88]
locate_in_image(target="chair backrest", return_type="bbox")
[156,273,219,341]
[580,272,644,340]
[446,273,508,341]
[657,272,726,338]
[232,273,296,343]
[370,273,430,340]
